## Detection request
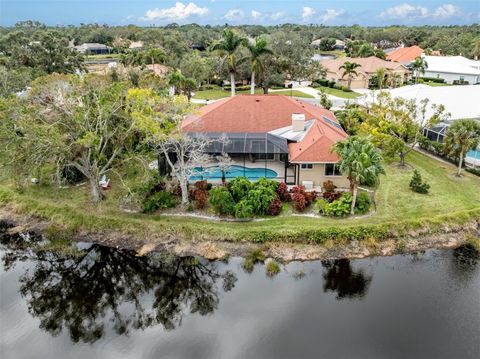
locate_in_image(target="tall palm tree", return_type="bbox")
[167,70,197,102]
[211,29,247,97]
[145,47,166,65]
[340,61,361,90]
[411,57,428,84]
[246,37,273,94]
[374,67,387,90]
[444,119,480,176]
[333,136,385,214]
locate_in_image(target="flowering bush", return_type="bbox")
[267,198,283,216]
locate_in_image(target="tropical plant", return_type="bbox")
[245,37,273,94]
[228,177,253,202]
[234,200,255,219]
[340,61,361,90]
[323,192,352,217]
[411,57,428,84]
[332,136,385,214]
[374,67,387,90]
[319,89,332,110]
[209,186,236,215]
[211,29,247,96]
[444,119,480,176]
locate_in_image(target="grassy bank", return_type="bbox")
[1,151,479,246]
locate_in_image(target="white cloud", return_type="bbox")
[270,11,285,21]
[433,4,460,18]
[320,9,344,22]
[302,7,315,20]
[251,10,262,20]
[225,9,244,21]
[143,2,208,21]
[380,3,428,19]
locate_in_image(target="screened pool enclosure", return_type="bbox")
[158,132,298,184]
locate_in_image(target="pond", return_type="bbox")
[1,230,479,359]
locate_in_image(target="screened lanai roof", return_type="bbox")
[187,132,289,154]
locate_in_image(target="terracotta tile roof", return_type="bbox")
[288,119,346,163]
[182,95,338,133]
[386,46,424,63]
[321,56,407,76]
[182,95,347,163]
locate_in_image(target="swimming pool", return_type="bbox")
[190,165,278,181]
[466,149,480,160]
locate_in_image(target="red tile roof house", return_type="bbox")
[181,95,350,189]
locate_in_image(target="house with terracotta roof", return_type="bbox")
[181,95,349,188]
[386,46,424,64]
[321,56,410,89]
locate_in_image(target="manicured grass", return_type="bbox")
[314,86,361,99]
[193,87,314,100]
[1,151,479,244]
[423,81,451,87]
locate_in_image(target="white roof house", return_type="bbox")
[422,55,480,84]
[74,43,112,54]
[360,84,480,121]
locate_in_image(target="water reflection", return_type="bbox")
[1,235,237,343]
[448,244,480,283]
[322,259,372,299]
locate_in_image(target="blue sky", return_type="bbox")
[1,1,479,26]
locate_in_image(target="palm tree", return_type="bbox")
[145,47,166,65]
[246,37,273,94]
[211,29,247,97]
[444,119,480,176]
[167,70,197,101]
[472,38,480,60]
[340,61,361,90]
[411,57,428,84]
[374,67,387,90]
[390,72,402,88]
[332,136,385,214]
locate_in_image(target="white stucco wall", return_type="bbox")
[423,71,480,84]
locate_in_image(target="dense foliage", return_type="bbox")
[409,170,430,194]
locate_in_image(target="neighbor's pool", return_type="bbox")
[467,149,480,160]
[190,165,278,181]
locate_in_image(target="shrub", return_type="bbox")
[244,186,277,215]
[355,192,372,214]
[193,181,208,209]
[466,168,480,177]
[323,180,336,193]
[305,190,317,206]
[228,177,253,202]
[255,177,278,191]
[409,170,430,194]
[209,186,236,215]
[292,192,306,212]
[142,190,176,213]
[234,200,255,219]
[323,191,342,203]
[323,192,352,217]
[267,198,283,216]
[316,198,329,214]
[276,182,291,202]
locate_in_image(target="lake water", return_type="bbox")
[1,230,479,359]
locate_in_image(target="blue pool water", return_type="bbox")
[190,165,278,181]
[466,149,480,159]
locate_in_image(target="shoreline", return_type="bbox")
[2,206,478,262]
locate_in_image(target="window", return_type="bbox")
[301,163,313,170]
[325,163,341,176]
[460,75,465,81]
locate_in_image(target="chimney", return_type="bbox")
[292,113,305,132]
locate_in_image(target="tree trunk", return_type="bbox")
[348,74,352,90]
[457,150,463,176]
[89,177,103,204]
[350,184,358,215]
[250,71,255,95]
[180,179,189,205]
[399,152,406,166]
[262,86,269,94]
[230,72,235,97]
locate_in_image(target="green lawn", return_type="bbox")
[1,151,479,244]
[314,86,361,99]
[193,87,314,100]
[423,81,451,87]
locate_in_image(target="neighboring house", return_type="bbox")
[359,84,480,167]
[180,95,350,188]
[146,64,170,77]
[386,45,424,64]
[321,56,409,89]
[422,55,480,84]
[74,43,112,55]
